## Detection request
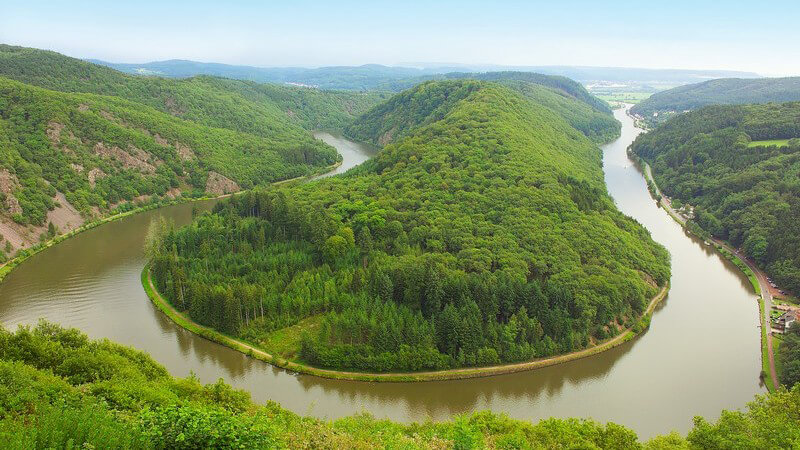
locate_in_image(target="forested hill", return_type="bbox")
[631,102,800,294]
[421,71,611,114]
[0,44,388,259]
[631,76,800,125]
[0,44,385,134]
[150,80,670,373]
[348,76,619,145]
[0,76,338,259]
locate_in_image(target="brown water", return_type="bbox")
[312,131,378,178]
[0,110,764,438]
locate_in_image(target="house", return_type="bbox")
[774,310,798,333]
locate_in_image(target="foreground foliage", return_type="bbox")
[1,322,799,448]
[150,80,669,373]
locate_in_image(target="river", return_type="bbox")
[0,110,764,438]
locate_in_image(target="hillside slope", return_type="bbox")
[197,76,389,130]
[631,76,800,125]
[0,77,338,258]
[150,80,669,373]
[0,45,383,136]
[631,102,800,294]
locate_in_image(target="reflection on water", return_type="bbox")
[0,116,763,438]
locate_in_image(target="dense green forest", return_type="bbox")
[0,77,338,234]
[194,76,389,130]
[1,46,617,141]
[1,45,616,143]
[631,102,800,297]
[424,72,612,114]
[1,321,799,448]
[631,76,800,125]
[149,80,669,373]
[781,323,800,388]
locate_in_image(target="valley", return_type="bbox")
[0,25,798,445]
[0,104,765,438]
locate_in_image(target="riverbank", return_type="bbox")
[0,159,342,284]
[627,114,779,392]
[143,264,669,382]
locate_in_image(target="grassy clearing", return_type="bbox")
[258,315,323,360]
[748,139,790,148]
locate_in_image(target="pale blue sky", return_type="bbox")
[2,0,798,75]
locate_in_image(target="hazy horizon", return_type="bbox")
[80,57,763,77]
[2,0,799,76]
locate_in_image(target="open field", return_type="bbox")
[748,139,790,147]
[257,315,324,360]
[593,92,653,104]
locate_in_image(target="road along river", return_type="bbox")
[0,112,763,438]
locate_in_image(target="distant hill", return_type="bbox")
[631,77,800,124]
[0,45,385,136]
[348,72,620,144]
[407,64,758,83]
[88,56,758,91]
[87,59,449,91]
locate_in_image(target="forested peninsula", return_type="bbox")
[148,79,670,375]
